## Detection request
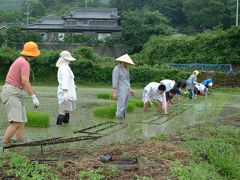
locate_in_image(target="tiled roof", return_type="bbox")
[35,16,65,25]
[63,8,120,19]
[22,8,121,32]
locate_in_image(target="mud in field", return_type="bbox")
[218,95,240,127]
[28,140,189,180]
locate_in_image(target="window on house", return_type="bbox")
[66,20,77,25]
[89,20,117,26]
[40,32,48,41]
[78,19,88,25]
[98,33,111,41]
[58,33,65,41]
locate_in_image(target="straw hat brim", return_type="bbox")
[116,54,135,65]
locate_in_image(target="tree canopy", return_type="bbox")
[121,10,173,53]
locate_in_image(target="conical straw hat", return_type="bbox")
[116,54,135,65]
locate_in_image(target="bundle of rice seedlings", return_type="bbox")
[96,93,111,99]
[26,111,50,128]
[129,99,143,107]
[93,106,116,118]
[126,102,135,112]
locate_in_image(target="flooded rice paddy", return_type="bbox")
[0,86,239,152]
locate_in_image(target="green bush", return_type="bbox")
[97,93,111,99]
[26,110,50,128]
[141,27,240,65]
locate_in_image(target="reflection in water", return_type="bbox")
[142,117,167,138]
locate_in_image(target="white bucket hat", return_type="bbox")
[116,54,135,65]
[60,51,76,61]
[208,82,213,86]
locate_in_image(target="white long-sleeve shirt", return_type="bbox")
[160,79,175,92]
[57,64,77,104]
[142,82,166,104]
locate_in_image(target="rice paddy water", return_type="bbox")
[0,86,239,152]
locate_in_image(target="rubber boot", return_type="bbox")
[56,114,65,125]
[63,113,69,123]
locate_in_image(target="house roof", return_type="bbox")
[22,8,121,32]
[63,8,120,19]
[37,16,65,25]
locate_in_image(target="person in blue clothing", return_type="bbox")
[202,78,213,95]
[202,78,213,88]
[186,70,200,99]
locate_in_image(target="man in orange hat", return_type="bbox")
[1,41,40,145]
[112,54,135,118]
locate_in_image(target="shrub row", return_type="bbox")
[140,27,240,65]
[0,46,239,87]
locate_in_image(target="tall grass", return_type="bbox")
[171,124,240,179]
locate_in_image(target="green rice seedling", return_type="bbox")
[129,99,143,107]
[93,105,116,118]
[126,102,135,113]
[96,93,111,99]
[26,110,50,128]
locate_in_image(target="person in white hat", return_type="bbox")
[112,54,135,118]
[56,51,77,125]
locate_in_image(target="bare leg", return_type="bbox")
[59,110,69,116]
[15,123,25,142]
[3,122,22,144]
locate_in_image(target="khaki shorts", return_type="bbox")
[59,100,76,112]
[1,84,27,123]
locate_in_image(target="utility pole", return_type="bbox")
[237,0,239,26]
[85,0,93,8]
[24,0,30,26]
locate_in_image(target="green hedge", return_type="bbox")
[140,27,240,65]
[0,45,239,87]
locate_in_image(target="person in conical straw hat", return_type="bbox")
[112,54,135,119]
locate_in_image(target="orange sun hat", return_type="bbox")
[20,41,40,57]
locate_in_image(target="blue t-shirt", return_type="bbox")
[202,78,212,86]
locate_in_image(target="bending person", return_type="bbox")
[142,82,167,114]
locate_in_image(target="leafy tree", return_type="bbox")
[109,0,186,27]
[121,10,173,53]
[0,11,24,23]
[5,26,41,44]
[30,2,46,17]
[183,0,236,31]
[0,34,4,46]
